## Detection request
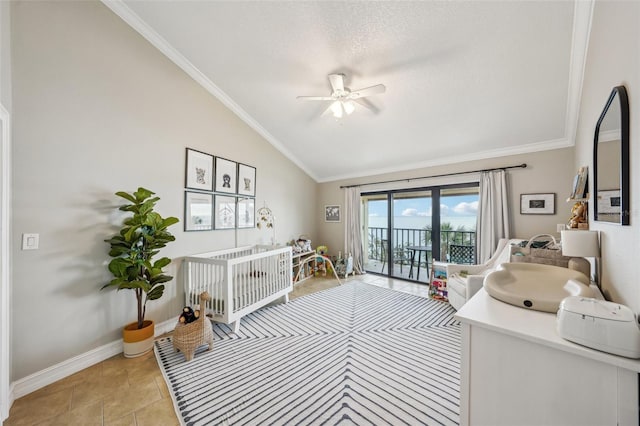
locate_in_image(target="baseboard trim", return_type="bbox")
[9,317,177,402]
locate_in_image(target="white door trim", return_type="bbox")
[0,103,11,421]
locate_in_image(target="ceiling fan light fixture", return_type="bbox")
[330,101,343,118]
[343,100,355,115]
[298,74,385,119]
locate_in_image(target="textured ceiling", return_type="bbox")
[108,1,589,182]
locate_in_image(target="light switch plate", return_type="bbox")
[22,233,39,250]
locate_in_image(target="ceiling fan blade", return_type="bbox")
[348,84,386,99]
[328,74,345,93]
[353,98,380,114]
[321,102,337,117]
[297,96,335,101]
[353,98,372,111]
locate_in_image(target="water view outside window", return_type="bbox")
[368,194,477,232]
[363,186,479,282]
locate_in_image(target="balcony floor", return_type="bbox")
[365,259,431,284]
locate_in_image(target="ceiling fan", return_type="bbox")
[297,73,386,118]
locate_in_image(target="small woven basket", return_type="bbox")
[173,292,214,361]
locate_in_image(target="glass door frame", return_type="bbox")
[362,182,479,283]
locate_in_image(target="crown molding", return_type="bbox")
[318,137,573,183]
[102,0,592,184]
[100,0,319,182]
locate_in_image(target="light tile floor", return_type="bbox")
[5,274,428,425]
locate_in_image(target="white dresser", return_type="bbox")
[455,288,640,426]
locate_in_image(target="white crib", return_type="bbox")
[183,245,293,333]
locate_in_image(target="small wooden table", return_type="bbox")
[407,245,432,280]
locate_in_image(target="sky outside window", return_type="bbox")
[368,194,478,230]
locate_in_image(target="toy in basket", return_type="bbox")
[173,291,214,361]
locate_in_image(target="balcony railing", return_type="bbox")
[367,227,476,268]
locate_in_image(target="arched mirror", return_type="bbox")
[593,85,630,225]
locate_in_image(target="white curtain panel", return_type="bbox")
[476,170,511,263]
[344,186,365,274]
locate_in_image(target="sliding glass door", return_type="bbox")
[363,194,389,274]
[363,183,479,284]
[440,187,478,263]
[389,191,432,281]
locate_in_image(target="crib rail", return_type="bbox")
[183,245,293,328]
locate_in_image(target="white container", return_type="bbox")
[557,296,640,359]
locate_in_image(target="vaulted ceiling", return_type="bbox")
[106,1,591,182]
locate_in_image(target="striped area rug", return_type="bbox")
[155,280,460,425]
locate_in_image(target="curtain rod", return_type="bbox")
[339,163,527,189]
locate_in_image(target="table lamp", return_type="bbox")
[561,230,600,282]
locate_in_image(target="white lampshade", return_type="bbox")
[343,101,355,115]
[561,230,599,280]
[561,230,600,257]
[330,101,343,118]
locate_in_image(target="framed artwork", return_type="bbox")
[520,193,555,215]
[237,197,255,228]
[237,163,256,197]
[597,189,621,214]
[325,205,341,222]
[185,148,214,192]
[214,195,236,229]
[184,191,213,231]
[215,157,238,194]
[569,166,588,200]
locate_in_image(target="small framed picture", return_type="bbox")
[597,189,621,214]
[325,205,341,222]
[185,148,214,192]
[237,163,256,197]
[215,157,238,194]
[184,191,213,231]
[237,197,255,228]
[214,195,236,229]
[520,193,555,215]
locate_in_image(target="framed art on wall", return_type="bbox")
[237,163,256,197]
[237,197,255,228]
[325,205,341,222]
[597,189,621,214]
[184,191,213,231]
[520,193,555,215]
[185,148,214,192]
[215,195,236,229]
[215,157,238,194]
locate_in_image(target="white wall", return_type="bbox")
[10,1,316,380]
[575,1,640,308]
[318,148,575,255]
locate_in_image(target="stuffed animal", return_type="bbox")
[178,306,201,324]
[297,238,312,252]
[568,202,587,228]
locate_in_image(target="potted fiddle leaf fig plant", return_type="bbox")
[103,187,179,357]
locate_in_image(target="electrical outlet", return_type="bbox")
[557,224,566,232]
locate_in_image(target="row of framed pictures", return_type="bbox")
[185,191,255,231]
[185,148,256,197]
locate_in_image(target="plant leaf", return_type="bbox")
[146,285,165,300]
[115,191,136,203]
